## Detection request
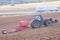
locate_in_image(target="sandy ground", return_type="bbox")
[0,12,60,40]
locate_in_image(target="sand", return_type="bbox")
[0,12,60,40]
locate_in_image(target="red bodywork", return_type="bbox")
[17,20,29,31]
[43,17,50,20]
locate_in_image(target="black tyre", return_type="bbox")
[2,30,7,34]
[50,10,53,12]
[54,19,58,23]
[31,20,41,28]
[55,10,58,11]
[50,18,58,23]
[44,20,53,26]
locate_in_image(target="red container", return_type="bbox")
[20,20,29,28]
[17,20,29,31]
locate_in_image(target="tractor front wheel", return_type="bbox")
[44,20,53,26]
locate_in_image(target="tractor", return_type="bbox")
[31,15,58,28]
[2,15,58,34]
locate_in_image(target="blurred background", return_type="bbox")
[0,0,60,5]
[0,0,60,15]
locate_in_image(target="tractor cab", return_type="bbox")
[34,15,43,21]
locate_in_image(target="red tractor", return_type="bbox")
[31,15,58,28]
[2,15,58,34]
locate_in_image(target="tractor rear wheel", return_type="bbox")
[44,20,53,26]
[31,20,41,28]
